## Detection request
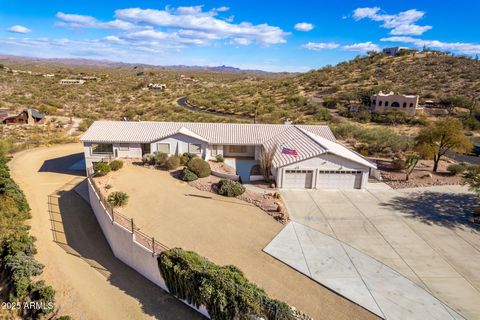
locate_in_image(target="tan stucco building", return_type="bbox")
[370,91,422,116]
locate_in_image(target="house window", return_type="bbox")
[157,143,170,154]
[372,99,376,105]
[378,101,382,106]
[409,103,414,108]
[119,143,129,151]
[188,143,202,154]
[228,145,248,153]
[403,102,407,108]
[385,101,389,107]
[210,145,220,156]
[91,143,113,155]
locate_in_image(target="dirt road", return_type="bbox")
[9,144,202,320]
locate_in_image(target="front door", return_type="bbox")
[141,143,151,155]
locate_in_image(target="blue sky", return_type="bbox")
[1,1,479,72]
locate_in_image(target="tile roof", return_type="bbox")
[80,121,336,144]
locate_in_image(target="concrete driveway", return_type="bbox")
[279,185,480,319]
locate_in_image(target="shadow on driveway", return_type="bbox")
[381,191,478,230]
[39,152,86,176]
[49,182,204,320]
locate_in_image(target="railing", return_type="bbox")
[88,170,170,255]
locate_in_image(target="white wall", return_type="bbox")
[151,134,208,159]
[276,153,370,189]
[87,179,210,318]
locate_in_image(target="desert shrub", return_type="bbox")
[217,179,246,197]
[165,155,180,170]
[215,154,224,162]
[158,248,294,320]
[142,153,156,165]
[392,158,406,171]
[93,162,111,177]
[447,163,467,175]
[154,152,169,166]
[78,118,94,132]
[182,152,198,164]
[109,160,123,171]
[187,158,211,178]
[179,168,198,181]
[107,191,129,207]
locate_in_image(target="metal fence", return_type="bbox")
[88,170,169,255]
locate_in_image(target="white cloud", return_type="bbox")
[302,42,339,50]
[342,41,379,52]
[381,36,480,54]
[56,12,135,30]
[114,7,289,45]
[353,7,432,36]
[8,25,32,34]
[294,22,314,32]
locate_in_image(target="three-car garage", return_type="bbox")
[282,169,365,189]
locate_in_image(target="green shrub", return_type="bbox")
[447,163,466,175]
[187,158,211,178]
[142,153,155,165]
[215,154,224,162]
[154,152,169,166]
[179,168,198,181]
[165,155,180,170]
[182,152,198,164]
[93,162,111,176]
[107,191,129,207]
[109,160,123,171]
[158,248,294,320]
[217,179,246,197]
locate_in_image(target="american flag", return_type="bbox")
[281,147,299,157]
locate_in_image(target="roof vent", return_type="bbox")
[284,118,292,125]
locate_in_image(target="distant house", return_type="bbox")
[382,47,409,56]
[147,83,166,90]
[371,91,422,116]
[81,76,98,81]
[43,74,55,78]
[60,79,85,84]
[1,108,46,125]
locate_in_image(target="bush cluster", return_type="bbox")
[187,157,211,178]
[217,179,246,197]
[107,191,129,207]
[158,248,294,320]
[142,153,156,165]
[0,155,57,318]
[154,152,169,166]
[215,154,224,162]
[447,163,467,175]
[181,152,198,165]
[93,162,111,176]
[109,160,123,171]
[165,155,181,170]
[179,168,198,181]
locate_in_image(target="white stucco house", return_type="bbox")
[80,121,376,189]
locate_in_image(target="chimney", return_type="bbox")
[284,118,292,125]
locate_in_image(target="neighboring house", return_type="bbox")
[147,83,166,90]
[382,47,408,56]
[80,121,376,189]
[1,108,46,125]
[370,91,422,116]
[43,74,55,78]
[82,76,98,81]
[59,79,86,84]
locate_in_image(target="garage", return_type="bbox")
[283,170,313,189]
[316,170,362,189]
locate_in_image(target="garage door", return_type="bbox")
[317,170,362,189]
[283,170,313,189]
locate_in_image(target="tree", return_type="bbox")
[405,154,419,181]
[260,145,277,182]
[415,118,472,172]
[463,166,480,197]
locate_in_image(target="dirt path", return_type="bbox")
[8,144,202,320]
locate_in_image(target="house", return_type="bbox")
[80,121,376,189]
[382,47,408,56]
[43,74,55,78]
[81,76,98,81]
[59,79,86,84]
[370,91,422,116]
[1,108,46,125]
[147,83,166,90]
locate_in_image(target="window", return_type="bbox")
[409,103,414,108]
[378,101,382,106]
[157,143,170,154]
[188,143,202,154]
[210,145,220,156]
[91,143,113,154]
[385,101,389,107]
[119,143,129,151]
[372,99,376,105]
[403,102,407,108]
[228,145,248,153]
